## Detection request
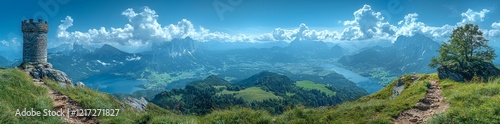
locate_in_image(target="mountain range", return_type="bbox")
[42,34,448,97]
[46,37,348,90]
[1,29,498,124]
[338,33,440,85]
[0,34,446,94]
[0,56,11,68]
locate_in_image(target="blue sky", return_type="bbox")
[1,0,500,53]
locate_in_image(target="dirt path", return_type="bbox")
[34,79,99,124]
[393,80,449,124]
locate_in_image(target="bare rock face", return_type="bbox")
[391,75,419,100]
[124,97,148,111]
[20,63,72,85]
[390,80,405,100]
[76,82,86,88]
[437,65,464,82]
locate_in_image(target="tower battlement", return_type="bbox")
[22,19,48,64]
[22,19,48,33]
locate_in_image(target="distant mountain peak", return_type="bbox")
[48,43,72,54]
[340,33,440,76]
[183,36,194,41]
[100,44,115,49]
[0,55,12,68]
[288,40,329,49]
[153,38,198,58]
[95,44,125,55]
[288,40,329,51]
[73,43,86,50]
[394,33,438,48]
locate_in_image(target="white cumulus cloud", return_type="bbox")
[487,22,500,38]
[57,7,281,52]
[458,9,490,25]
[492,22,500,29]
[0,37,20,47]
[395,13,455,41]
[340,4,396,41]
[53,5,500,52]
[270,23,339,42]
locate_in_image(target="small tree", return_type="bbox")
[429,24,496,80]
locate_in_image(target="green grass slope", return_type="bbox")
[205,74,500,123]
[0,68,197,123]
[296,80,336,96]
[430,79,500,123]
[219,86,281,102]
[43,78,197,123]
[321,74,431,123]
[2,67,498,123]
[235,87,281,102]
[200,74,434,123]
[0,68,64,123]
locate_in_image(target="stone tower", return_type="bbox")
[22,19,48,64]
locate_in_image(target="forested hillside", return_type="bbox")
[151,71,366,115]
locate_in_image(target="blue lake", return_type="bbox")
[322,64,383,94]
[80,64,382,94]
[81,74,146,94]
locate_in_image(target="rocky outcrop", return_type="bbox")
[438,62,500,82]
[477,62,500,79]
[390,80,405,100]
[124,97,148,111]
[391,75,420,100]
[19,63,72,85]
[76,82,86,88]
[437,65,464,82]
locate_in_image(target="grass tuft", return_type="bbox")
[428,79,500,123]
